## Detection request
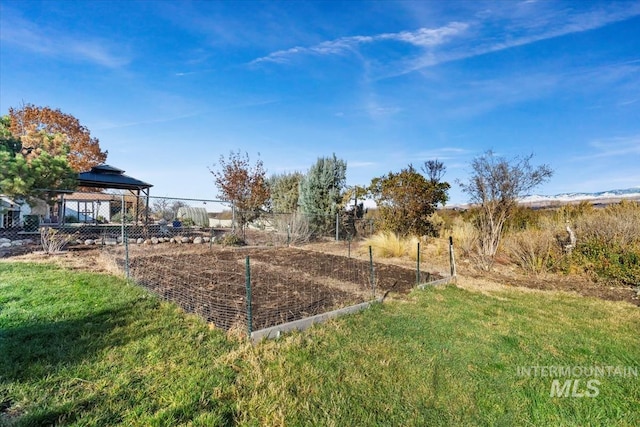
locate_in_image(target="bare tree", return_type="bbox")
[459,150,553,270]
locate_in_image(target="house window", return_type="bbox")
[2,210,20,228]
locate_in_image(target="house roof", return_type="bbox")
[63,192,127,202]
[1,196,20,208]
[77,164,152,191]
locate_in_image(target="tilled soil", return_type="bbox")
[124,247,440,331]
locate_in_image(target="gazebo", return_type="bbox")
[66,164,153,223]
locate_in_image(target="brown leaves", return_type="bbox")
[210,151,270,231]
[8,104,107,172]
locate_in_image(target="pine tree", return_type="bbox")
[298,154,347,236]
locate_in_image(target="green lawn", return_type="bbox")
[1,262,638,426]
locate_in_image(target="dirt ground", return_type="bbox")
[125,245,437,330]
[2,235,638,332]
[291,240,639,306]
[2,242,438,331]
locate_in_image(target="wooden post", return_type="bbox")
[416,241,421,285]
[449,236,457,278]
[369,245,375,298]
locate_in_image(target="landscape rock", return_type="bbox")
[151,237,159,244]
[181,237,190,244]
[137,238,144,244]
[84,239,95,245]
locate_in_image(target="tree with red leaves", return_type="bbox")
[8,104,107,172]
[210,151,269,237]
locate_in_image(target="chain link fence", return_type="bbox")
[2,191,454,338]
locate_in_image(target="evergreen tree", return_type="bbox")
[267,172,303,213]
[0,147,77,205]
[298,154,347,236]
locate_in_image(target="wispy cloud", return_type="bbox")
[175,69,216,77]
[251,3,640,80]
[251,22,468,65]
[573,135,640,161]
[93,112,203,131]
[396,4,640,77]
[0,13,130,68]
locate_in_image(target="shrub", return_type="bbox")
[181,218,196,227]
[111,212,135,224]
[40,227,77,253]
[503,228,560,275]
[572,241,640,286]
[450,217,478,258]
[361,232,424,260]
[277,213,312,245]
[221,233,245,246]
[570,201,640,285]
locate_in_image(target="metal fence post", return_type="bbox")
[120,193,125,244]
[369,245,375,298]
[416,241,420,285]
[124,226,130,279]
[335,213,339,241]
[449,236,457,278]
[245,256,253,337]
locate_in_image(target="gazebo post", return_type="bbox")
[144,189,150,224]
[130,190,137,225]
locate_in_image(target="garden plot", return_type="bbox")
[124,247,431,332]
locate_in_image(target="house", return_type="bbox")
[61,192,114,223]
[0,196,21,228]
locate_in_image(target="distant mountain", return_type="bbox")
[519,187,640,206]
[446,187,640,209]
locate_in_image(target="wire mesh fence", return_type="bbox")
[2,190,455,338]
[2,191,377,250]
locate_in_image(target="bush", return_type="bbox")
[573,241,640,286]
[274,213,312,245]
[361,232,424,260]
[181,218,196,227]
[221,233,245,246]
[450,217,478,259]
[111,212,135,224]
[570,202,640,285]
[40,227,77,253]
[503,228,561,275]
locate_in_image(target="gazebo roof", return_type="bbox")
[77,164,152,191]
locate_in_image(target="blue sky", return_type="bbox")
[1,0,639,205]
